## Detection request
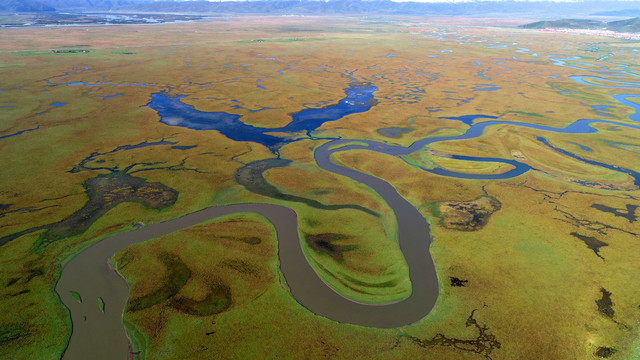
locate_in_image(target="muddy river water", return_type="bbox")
[56,68,640,359]
[56,166,438,359]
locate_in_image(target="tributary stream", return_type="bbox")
[56,70,640,359]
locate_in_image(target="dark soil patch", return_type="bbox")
[5,277,20,287]
[8,289,30,297]
[240,236,261,245]
[305,233,348,261]
[170,280,232,316]
[25,267,44,283]
[439,196,501,231]
[217,235,262,245]
[450,277,468,287]
[219,259,259,276]
[317,336,340,358]
[0,326,29,345]
[555,206,638,237]
[377,126,412,138]
[596,288,615,318]
[0,172,178,251]
[127,252,191,312]
[114,250,135,271]
[571,232,608,260]
[402,308,501,359]
[591,203,637,223]
[595,346,617,358]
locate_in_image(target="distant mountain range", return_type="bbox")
[0,0,54,12]
[1,0,640,18]
[521,17,640,32]
[119,1,640,17]
[608,16,640,32]
[520,19,606,30]
[32,0,150,11]
[0,0,148,12]
[592,9,640,17]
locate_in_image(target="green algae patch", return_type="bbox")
[70,290,82,304]
[98,297,105,313]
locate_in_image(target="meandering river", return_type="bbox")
[56,56,640,359]
[57,176,438,358]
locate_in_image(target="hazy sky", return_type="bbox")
[398,0,635,1]
[181,0,639,2]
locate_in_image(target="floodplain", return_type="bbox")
[0,15,639,360]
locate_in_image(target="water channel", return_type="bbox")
[56,59,640,359]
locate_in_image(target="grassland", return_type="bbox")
[0,15,639,360]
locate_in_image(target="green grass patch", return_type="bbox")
[505,110,543,117]
[170,281,231,316]
[111,49,136,55]
[14,50,54,57]
[0,326,29,345]
[402,151,437,170]
[236,37,327,44]
[50,49,91,54]
[126,253,191,312]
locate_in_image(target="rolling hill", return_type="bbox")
[520,17,640,33]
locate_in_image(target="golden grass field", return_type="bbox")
[0,15,639,359]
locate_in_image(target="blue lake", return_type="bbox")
[148,83,377,153]
[147,65,640,183]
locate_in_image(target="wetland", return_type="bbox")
[1,15,640,360]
